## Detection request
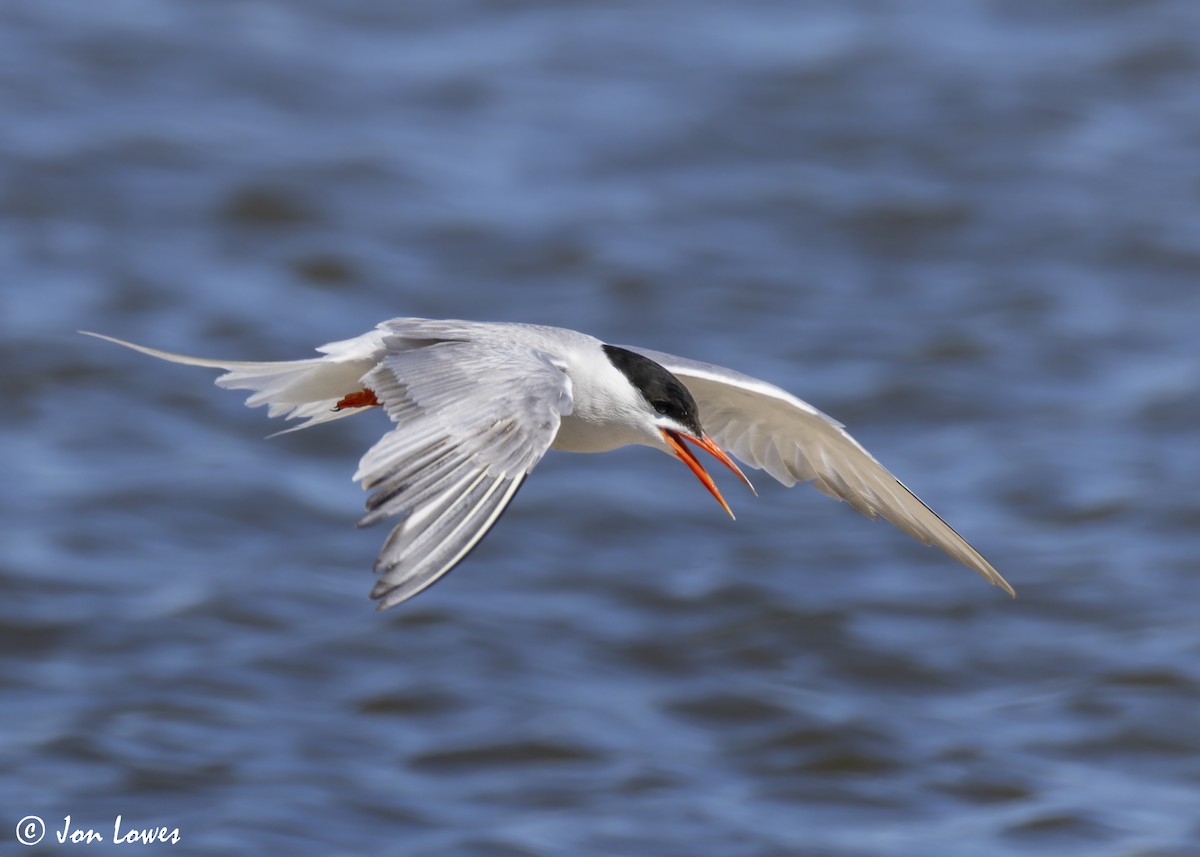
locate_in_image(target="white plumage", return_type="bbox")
[84,318,1013,608]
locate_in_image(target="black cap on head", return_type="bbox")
[602,344,704,437]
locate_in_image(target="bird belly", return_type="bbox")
[551,411,646,454]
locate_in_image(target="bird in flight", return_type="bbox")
[83,318,1013,608]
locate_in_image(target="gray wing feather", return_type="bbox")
[626,347,1014,597]
[357,336,572,608]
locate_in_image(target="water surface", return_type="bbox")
[3,1,1199,855]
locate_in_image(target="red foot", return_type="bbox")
[334,388,380,411]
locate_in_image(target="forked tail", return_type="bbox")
[80,331,382,433]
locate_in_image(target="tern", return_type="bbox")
[83,318,1013,608]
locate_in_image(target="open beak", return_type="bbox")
[660,428,756,520]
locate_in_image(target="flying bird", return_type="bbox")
[83,318,1013,608]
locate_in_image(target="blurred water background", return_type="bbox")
[3,1,1200,855]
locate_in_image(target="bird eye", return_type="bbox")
[653,400,671,415]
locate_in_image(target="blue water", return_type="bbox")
[3,1,1200,855]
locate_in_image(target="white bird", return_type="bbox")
[83,318,1013,608]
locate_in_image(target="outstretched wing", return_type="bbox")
[357,335,573,609]
[625,347,1014,597]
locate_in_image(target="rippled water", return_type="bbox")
[3,1,1200,855]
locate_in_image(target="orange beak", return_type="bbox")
[660,428,756,519]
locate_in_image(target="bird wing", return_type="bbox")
[356,334,573,609]
[625,347,1014,597]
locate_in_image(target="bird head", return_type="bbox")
[602,345,754,518]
